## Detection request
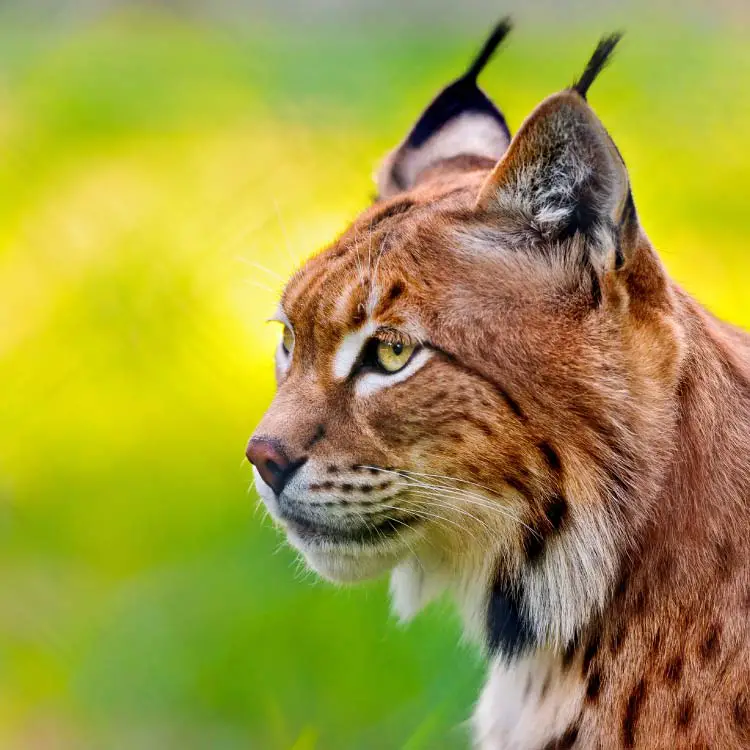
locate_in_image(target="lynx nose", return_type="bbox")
[246,438,307,496]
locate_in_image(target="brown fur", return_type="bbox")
[249,38,750,749]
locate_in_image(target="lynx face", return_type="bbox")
[250,178,580,584]
[248,27,676,653]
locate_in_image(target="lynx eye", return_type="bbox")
[376,340,415,373]
[281,325,295,355]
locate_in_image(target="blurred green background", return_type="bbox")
[1,1,749,748]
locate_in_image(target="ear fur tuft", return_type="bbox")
[572,33,623,99]
[375,19,513,199]
[465,17,513,82]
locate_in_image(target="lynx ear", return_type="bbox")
[376,19,513,199]
[476,34,637,265]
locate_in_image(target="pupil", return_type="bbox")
[392,342,403,356]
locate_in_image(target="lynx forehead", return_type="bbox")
[246,20,750,750]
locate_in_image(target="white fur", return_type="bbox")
[377,112,510,198]
[521,503,621,649]
[332,322,377,380]
[400,114,509,188]
[473,652,585,750]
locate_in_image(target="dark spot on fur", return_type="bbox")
[387,281,405,301]
[304,424,326,450]
[499,388,525,421]
[327,465,338,474]
[610,621,629,656]
[320,481,334,491]
[541,723,580,750]
[486,569,533,658]
[651,628,661,655]
[538,441,562,473]
[448,431,464,442]
[677,698,694,729]
[715,539,736,580]
[522,495,568,563]
[622,679,646,748]
[360,485,373,494]
[699,624,720,663]
[478,422,494,437]
[557,725,580,750]
[505,474,531,498]
[664,656,683,684]
[582,632,600,675]
[586,669,602,703]
[340,483,354,493]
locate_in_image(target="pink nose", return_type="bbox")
[246,438,306,496]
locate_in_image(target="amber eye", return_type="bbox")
[375,340,415,373]
[281,325,294,355]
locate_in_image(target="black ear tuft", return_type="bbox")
[465,17,513,82]
[376,18,513,198]
[572,33,623,99]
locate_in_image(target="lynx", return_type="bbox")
[247,22,750,749]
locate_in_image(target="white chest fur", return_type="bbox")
[472,650,585,750]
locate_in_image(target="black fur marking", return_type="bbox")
[586,669,602,703]
[402,19,511,152]
[572,33,623,99]
[664,656,683,685]
[465,17,513,81]
[387,281,405,301]
[699,624,721,663]
[582,631,600,675]
[487,571,533,658]
[304,424,326,450]
[588,259,603,306]
[540,723,580,750]
[522,495,569,563]
[538,441,562,473]
[677,698,694,729]
[500,388,526,421]
[623,678,646,748]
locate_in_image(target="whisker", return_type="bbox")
[363,468,541,540]
[242,279,277,294]
[236,256,286,282]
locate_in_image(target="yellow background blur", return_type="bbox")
[1,2,749,748]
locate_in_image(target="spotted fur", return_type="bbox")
[247,27,750,749]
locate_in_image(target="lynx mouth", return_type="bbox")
[280,504,420,547]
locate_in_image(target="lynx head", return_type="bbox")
[247,28,682,654]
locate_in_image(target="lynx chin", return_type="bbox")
[246,20,750,750]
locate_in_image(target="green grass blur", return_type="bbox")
[1,13,749,749]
